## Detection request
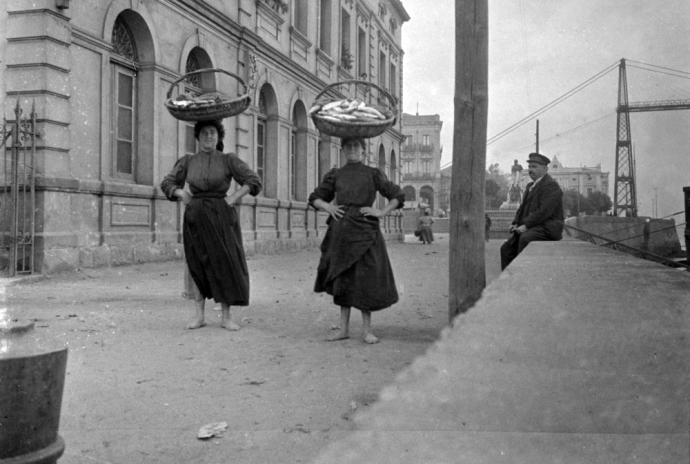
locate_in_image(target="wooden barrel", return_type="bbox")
[0,320,67,464]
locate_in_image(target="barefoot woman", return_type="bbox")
[309,137,404,343]
[161,119,262,330]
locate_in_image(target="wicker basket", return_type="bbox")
[311,80,397,138]
[165,68,250,121]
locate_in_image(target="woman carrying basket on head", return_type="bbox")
[309,136,405,344]
[161,119,261,330]
[417,208,434,244]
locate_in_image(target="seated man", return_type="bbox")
[500,152,564,270]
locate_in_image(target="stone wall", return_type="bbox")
[35,179,404,273]
[564,215,682,258]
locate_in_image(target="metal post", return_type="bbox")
[683,187,690,264]
[8,103,21,277]
[30,104,36,273]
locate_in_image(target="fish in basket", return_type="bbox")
[310,80,397,138]
[164,68,250,121]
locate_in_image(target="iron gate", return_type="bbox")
[1,101,37,276]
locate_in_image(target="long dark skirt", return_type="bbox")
[419,226,434,243]
[183,196,249,305]
[314,212,398,311]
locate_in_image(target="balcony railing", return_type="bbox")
[402,143,434,153]
[402,172,435,181]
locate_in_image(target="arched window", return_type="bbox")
[290,116,297,200]
[257,92,267,190]
[317,139,330,184]
[377,144,386,208]
[378,144,386,172]
[291,101,308,201]
[257,84,279,198]
[403,185,416,201]
[183,48,214,156]
[111,18,137,178]
[109,11,154,185]
[390,149,397,183]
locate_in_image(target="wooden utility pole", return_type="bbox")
[535,119,540,153]
[449,0,489,322]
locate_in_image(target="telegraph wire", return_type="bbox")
[487,60,620,146]
[511,111,614,152]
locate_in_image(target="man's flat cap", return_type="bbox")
[527,152,550,165]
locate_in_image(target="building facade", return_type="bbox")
[400,112,443,212]
[0,0,409,274]
[548,155,610,196]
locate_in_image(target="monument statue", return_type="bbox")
[509,184,522,203]
[510,159,523,186]
[500,159,524,210]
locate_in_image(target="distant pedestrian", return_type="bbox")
[485,213,491,242]
[500,152,564,270]
[309,136,405,344]
[161,119,262,330]
[417,208,434,244]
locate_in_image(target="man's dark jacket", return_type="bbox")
[512,173,564,239]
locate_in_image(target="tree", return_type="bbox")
[587,191,613,215]
[485,164,510,208]
[563,190,590,217]
[485,178,501,208]
[487,163,501,175]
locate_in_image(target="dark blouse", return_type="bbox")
[308,162,405,208]
[161,151,262,200]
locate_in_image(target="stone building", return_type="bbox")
[0,0,409,274]
[400,112,443,212]
[548,155,610,196]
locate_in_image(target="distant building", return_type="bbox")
[400,113,443,212]
[548,156,610,196]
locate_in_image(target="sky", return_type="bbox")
[401,0,690,219]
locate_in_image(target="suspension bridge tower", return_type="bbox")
[614,59,636,216]
[614,58,690,216]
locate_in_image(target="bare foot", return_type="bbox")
[221,320,241,331]
[363,332,380,344]
[326,330,349,342]
[186,319,206,330]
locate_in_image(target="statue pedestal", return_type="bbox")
[499,201,520,210]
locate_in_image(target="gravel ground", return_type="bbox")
[4,235,501,464]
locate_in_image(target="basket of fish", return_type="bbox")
[310,80,397,138]
[165,68,250,121]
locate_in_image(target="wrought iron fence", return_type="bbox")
[1,101,37,276]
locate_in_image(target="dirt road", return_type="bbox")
[5,236,501,463]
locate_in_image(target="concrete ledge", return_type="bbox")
[312,241,690,463]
